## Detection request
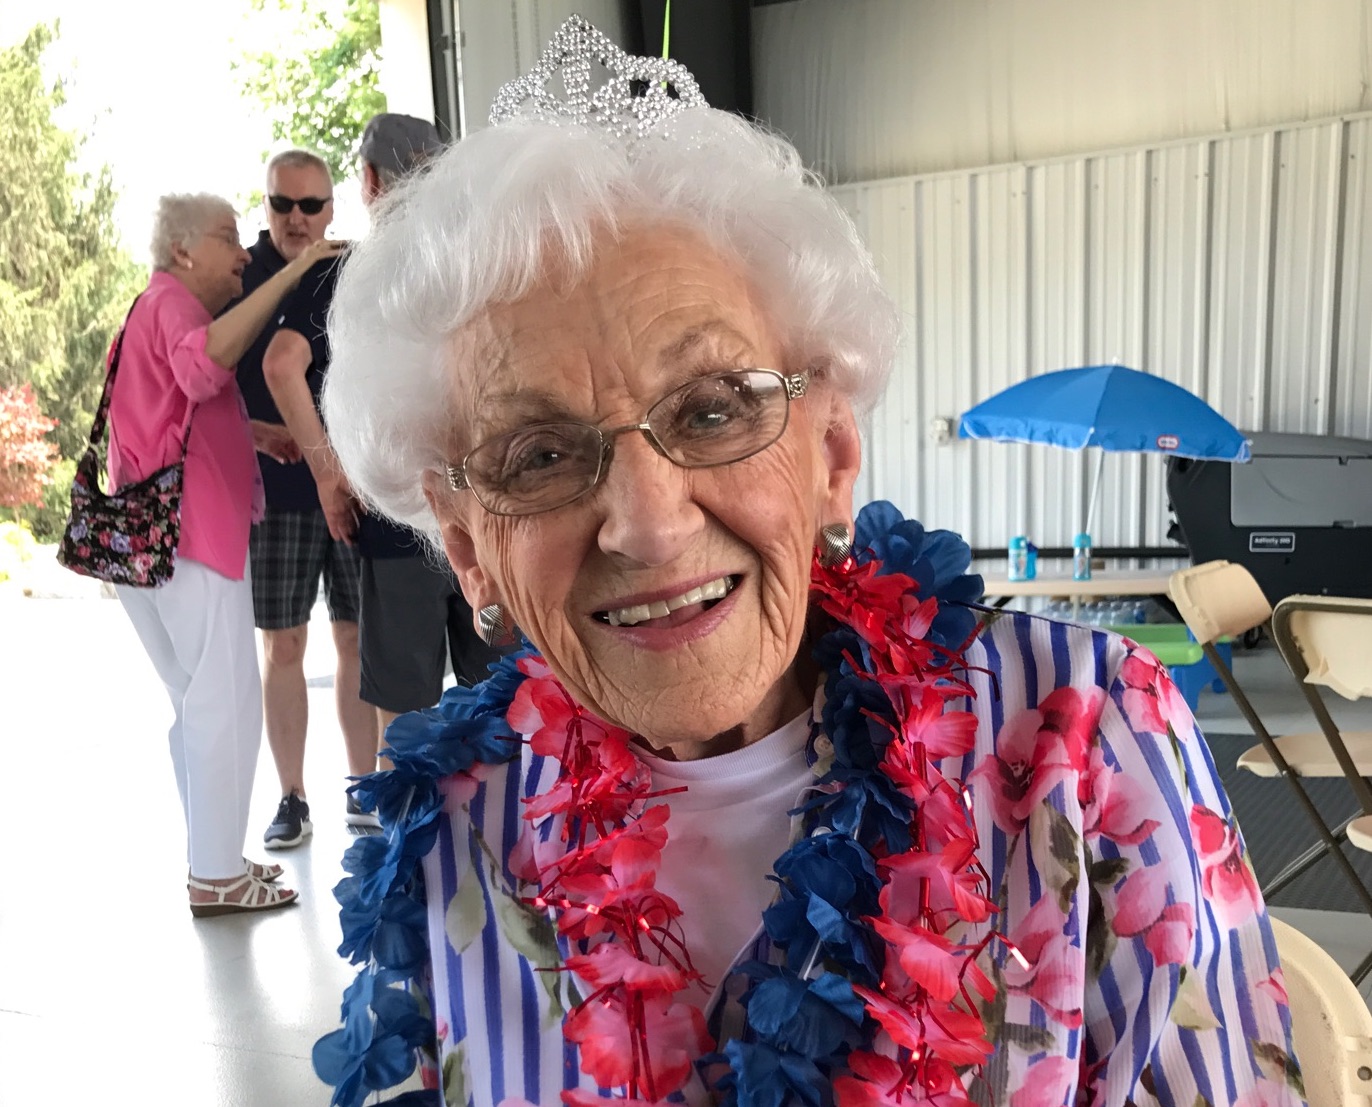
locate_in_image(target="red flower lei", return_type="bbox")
[506,547,999,1105]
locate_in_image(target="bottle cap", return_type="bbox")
[1074,533,1091,545]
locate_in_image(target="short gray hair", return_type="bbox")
[266,148,332,184]
[149,193,237,271]
[322,108,899,538]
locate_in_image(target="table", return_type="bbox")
[982,568,1175,599]
[980,568,1176,619]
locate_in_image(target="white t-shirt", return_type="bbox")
[635,711,815,999]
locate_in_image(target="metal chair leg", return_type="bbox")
[1204,642,1372,924]
[1261,814,1356,899]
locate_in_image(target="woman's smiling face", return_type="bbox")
[429,225,861,759]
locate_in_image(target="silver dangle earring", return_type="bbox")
[817,522,852,568]
[477,603,515,648]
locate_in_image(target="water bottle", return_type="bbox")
[1024,542,1038,581]
[1072,532,1093,582]
[1008,536,1029,582]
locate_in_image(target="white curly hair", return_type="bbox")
[322,108,899,539]
[149,193,237,271]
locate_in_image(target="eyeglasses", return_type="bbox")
[446,368,809,517]
[206,229,242,248]
[267,194,331,215]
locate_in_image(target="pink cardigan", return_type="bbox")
[108,271,264,581]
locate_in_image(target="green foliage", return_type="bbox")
[0,23,144,537]
[234,0,386,183]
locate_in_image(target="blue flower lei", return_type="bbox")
[314,501,984,1107]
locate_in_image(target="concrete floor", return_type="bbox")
[3,556,1370,1105]
[1,562,389,1106]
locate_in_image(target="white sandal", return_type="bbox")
[245,858,284,883]
[188,873,298,918]
[186,859,284,884]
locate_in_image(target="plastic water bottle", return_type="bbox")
[1072,533,1093,582]
[1008,536,1029,582]
[1025,542,1038,581]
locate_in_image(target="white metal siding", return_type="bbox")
[754,0,1372,182]
[836,114,1372,553]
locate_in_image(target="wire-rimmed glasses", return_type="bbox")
[445,367,809,516]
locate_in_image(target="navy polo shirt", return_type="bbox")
[229,231,339,511]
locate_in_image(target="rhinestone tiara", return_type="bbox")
[489,15,707,138]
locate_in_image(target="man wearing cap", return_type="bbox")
[264,115,500,836]
[230,150,374,852]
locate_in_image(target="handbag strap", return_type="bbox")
[86,292,198,457]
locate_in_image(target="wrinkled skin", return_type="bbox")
[427,225,862,760]
[176,211,251,314]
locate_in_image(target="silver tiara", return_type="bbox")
[489,15,707,138]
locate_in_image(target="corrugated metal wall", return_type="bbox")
[835,114,1372,553]
[753,0,1372,182]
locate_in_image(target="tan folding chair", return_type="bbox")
[1270,917,1372,1107]
[1272,594,1372,881]
[1170,563,1372,982]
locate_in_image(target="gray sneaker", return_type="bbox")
[264,791,313,849]
[345,793,381,830]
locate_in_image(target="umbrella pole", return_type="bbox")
[1084,450,1105,536]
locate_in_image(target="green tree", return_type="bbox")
[0,23,144,537]
[234,0,386,183]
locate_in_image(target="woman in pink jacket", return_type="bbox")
[109,193,344,916]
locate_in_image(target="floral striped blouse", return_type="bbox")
[417,609,1302,1107]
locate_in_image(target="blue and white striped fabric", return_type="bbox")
[419,610,1303,1107]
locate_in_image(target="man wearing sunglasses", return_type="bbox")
[229,148,375,852]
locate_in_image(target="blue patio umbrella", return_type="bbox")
[958,364,1250,534]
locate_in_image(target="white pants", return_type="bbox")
[117,558,262,878]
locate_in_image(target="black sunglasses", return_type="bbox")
[267,194,331,215]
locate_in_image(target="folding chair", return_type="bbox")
[1169,563,1372,982]
[1272,592,1372,879]
[1270,918,1372,1107]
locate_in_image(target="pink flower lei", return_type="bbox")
[506,532,1002,1106]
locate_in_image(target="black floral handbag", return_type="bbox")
[57,298,194,588]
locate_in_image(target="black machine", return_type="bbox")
[1166,431,1372,604]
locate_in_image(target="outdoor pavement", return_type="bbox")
[0,548,400,1106]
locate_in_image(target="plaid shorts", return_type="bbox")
[249,507,362,630]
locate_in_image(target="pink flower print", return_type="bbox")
[1004,895,1084,1028]
[1110,863,1194,966]
[1079,747,1160,846]
[438,763,496,814]
[1234,1080,1305,1107]
[1256,967,1289,1007]
[1120,648,1191,737]
[1009,1055,1077,1107]
[969,687,1103,835]
[1144,903,1196,966]
[1190,805,1263,930]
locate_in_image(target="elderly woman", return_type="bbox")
[315,20,1299,1107]
[109,193,343,915]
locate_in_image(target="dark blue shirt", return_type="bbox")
[229,231,338,511]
